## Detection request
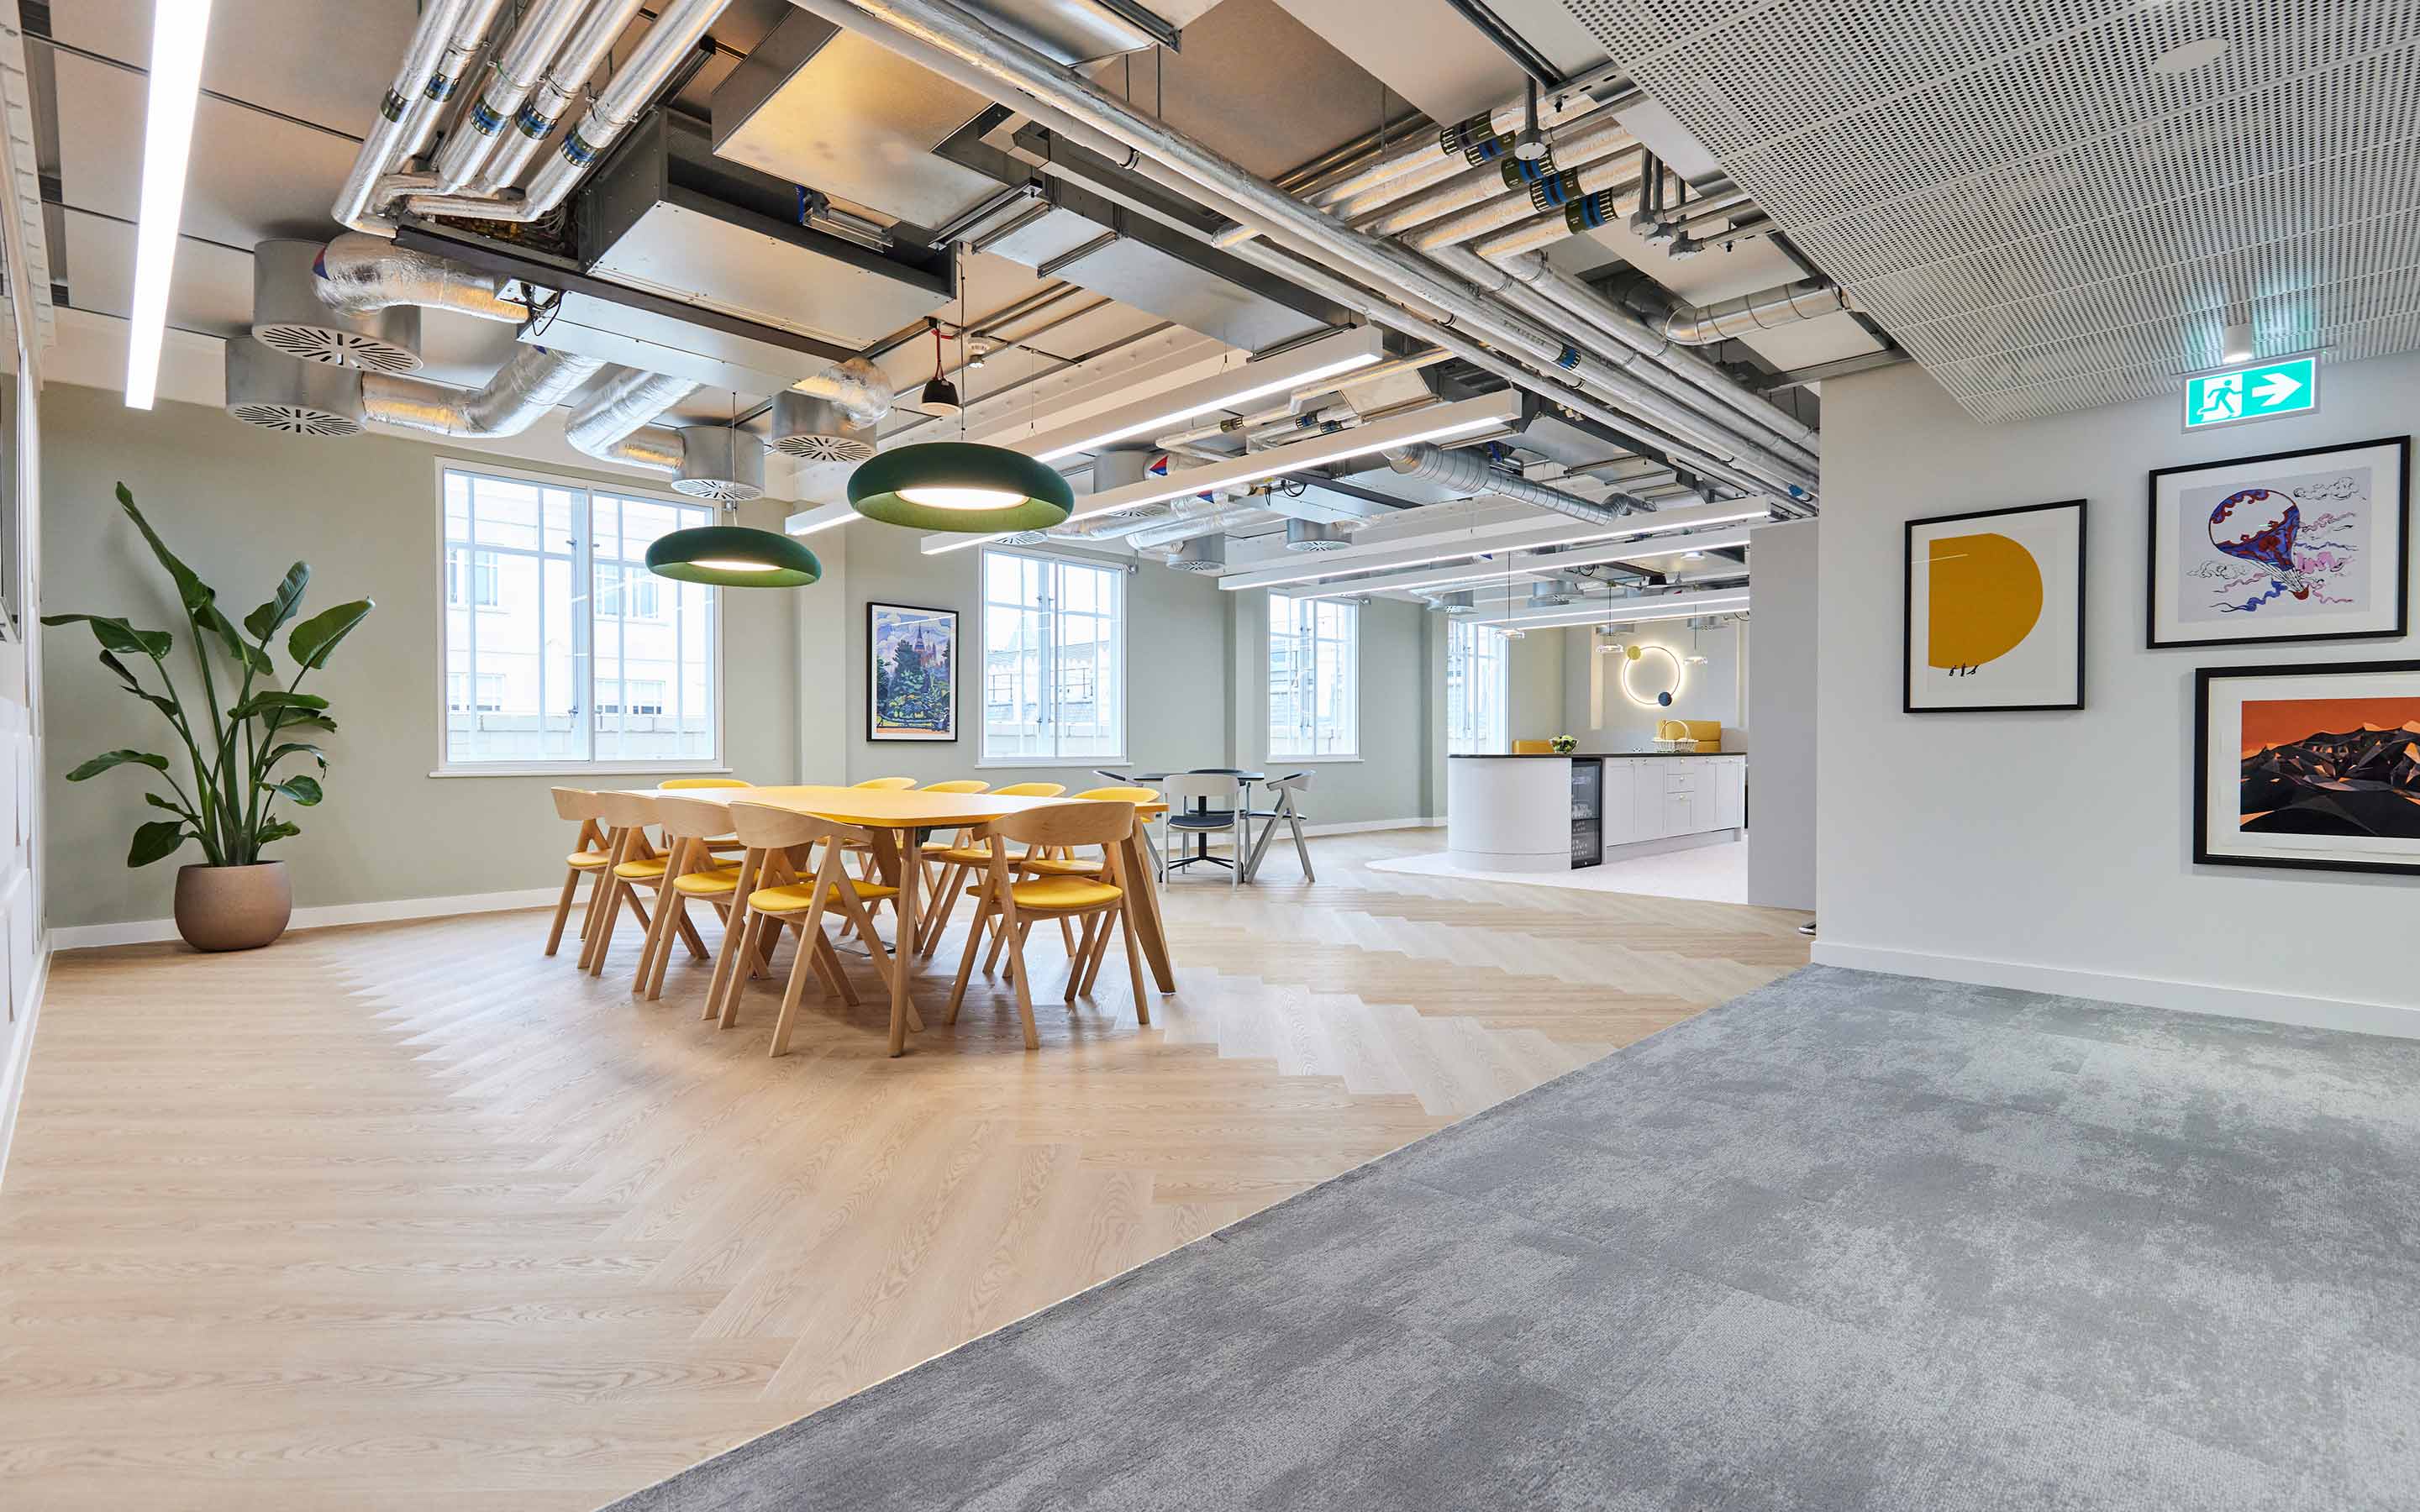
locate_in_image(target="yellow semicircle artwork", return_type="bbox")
[1928,532,2043,671]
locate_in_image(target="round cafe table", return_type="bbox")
[1114,769,1264,874]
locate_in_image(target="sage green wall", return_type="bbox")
[40,383,800,929]
[1508,627,1565,743]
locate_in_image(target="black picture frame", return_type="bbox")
[1902,498,2088,714]
[865,601,960,743]
[2192,659,2420,878]
[2147,435,2410,649]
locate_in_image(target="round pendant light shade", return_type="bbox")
[847,442,1073,533]
[645,525,822,587]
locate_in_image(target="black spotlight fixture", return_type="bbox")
[918,323,960,414]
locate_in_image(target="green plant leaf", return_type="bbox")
[231,689,331,719]
[67,749,171,782]
[114,483,218,618]
[245,562,311,642]
[128,819,189,868]
[288,598,372,670]
[197,600,264,674]
[43,612,171,660]
[97,648,143,690]
[144,791,197,820]
[255,819,302,847]
[276,714,340,735]
[263,774,322,806]
[262,741,327,771]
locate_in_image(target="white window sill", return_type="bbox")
[975,757,1132,770]
[428,764,735,780]
[1264,755,1362,764]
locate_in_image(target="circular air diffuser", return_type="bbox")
[1167,533,1226,573]
[1284,519,1349,553]
[250,240,422,373]
[994,529,1050,546]
[673,425,766,504]
[224,336,366,438]
[769,391,876,462]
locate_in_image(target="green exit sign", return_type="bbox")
[2184,355,2319,432]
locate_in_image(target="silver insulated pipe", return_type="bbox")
[1385,443,1652,523]
[476,0,651,194]
[313,233,526,325]
[1661,278,1850,346]
[566,367,700,475]
[330,0,471,234]
[429,0,597,193]
[361,345,607,438]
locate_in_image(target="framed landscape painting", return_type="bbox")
[868,601,958,742]
[2148,435,2409,648]
[1904,499,2086,712]
[2195,660,2420,877]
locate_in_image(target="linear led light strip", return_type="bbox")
[1028,328,1386,464]
[1471,595,1751,631]
[124,0,217,409]
[1290,513,1769,598]
[924,399,1518,556]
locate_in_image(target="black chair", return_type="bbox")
[1160,773,1247,886]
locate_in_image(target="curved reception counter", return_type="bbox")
[1447,753,1747,872]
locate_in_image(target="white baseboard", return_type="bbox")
[1811,940,2420,1042]
[1300,817,1439,837]
[0,944,50,1187]
[50,886,561,952]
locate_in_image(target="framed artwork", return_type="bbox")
[1903,499,2086,713]
[2195,660,2420,877]
[2148,435,2409,648]
[867,601,958,742]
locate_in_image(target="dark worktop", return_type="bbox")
[1448,751,1744,759]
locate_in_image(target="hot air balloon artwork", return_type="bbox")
[2149,437,2409,649]
[1904,499,2086,712]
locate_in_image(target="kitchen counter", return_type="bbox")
[1449,751,1740,759]
[1447,753,1747,871]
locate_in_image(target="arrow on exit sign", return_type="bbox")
[2184,355,2320,432]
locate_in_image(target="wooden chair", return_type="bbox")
[544,788,615,958]
[660,777,753,854]
[719,801,906,1058]
[913,781,1071,958]
[946,800,1150,1051]
[837,775,919,886]
[908,779,991,897]
[582,791,704,977]
[632,794,751,1001]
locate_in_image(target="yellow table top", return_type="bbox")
[619,785,1167,828]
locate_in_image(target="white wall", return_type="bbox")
[1818,355,2420,1032]
[0,372,46,1177]
[1558,618,1744,750]
[1748,519,1817,909]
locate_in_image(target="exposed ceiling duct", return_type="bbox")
[1658,278,1853,347]
[769,391,876,463]
[1385,443,1652,525]
[224,337,367,438]
[425,0,603,194]
[1167,533,1227,573]
[1284,519,1350,553]
[674,425,768,503]
[566,366,700,474]
[360,344,607,438]
[248,240,424,375]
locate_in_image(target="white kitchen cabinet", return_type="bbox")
[1713,757,1747,831]
[1599,758,1637,845]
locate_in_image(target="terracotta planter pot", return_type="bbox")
[173,862,292,952]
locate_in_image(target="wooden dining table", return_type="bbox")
[622,785,1173,1056]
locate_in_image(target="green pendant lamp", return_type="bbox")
[646,523,821,587]
[848,440,1072,533]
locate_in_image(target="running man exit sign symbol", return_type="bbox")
[2183,355,2319,432]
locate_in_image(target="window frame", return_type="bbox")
[1445,618,1512,755]
[431,456,729,779]
[976,544,1129,769]
[1266,591,1362,762]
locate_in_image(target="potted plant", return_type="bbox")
[1549,733,1578,754]
[45,485,372,951]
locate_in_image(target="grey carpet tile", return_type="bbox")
[602,965,2420,1512]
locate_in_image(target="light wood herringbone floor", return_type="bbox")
[0,831,1809,1510]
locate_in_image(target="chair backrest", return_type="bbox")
[551,786,605,822]
[659,777,752,790]
[728,801,874,853]
[1512,738,1554,754]
[1160,773,1239,806]
[652,793,739,842]
[1075,785,1159,804]
[986,800,1133,849]
[920,779,990,794]
[992,781,1066,798]
[590,790,662,828]
[852,776,917,790]
[1264,770,1313,794]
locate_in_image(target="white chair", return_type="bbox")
[1242,769,1315,883]
[1160,772,1248,888]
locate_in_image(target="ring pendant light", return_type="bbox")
[848,249,1074,535]
[1618,643,1686,708]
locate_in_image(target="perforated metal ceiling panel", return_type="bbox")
[1560,1,2420,421]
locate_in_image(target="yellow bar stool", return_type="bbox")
[946,801,1151,1051]
[583,791,701,978]
[722,801,907,1057]
[633,795,751,1002]
[544,788,614,958]
[914,781,1064,958]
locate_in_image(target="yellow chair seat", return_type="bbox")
[748,880,901,913]
[1020,855,1106,878]
[613,858,670,880]
[1003,877,1123,912]
[566,850,611,869]
[673,868,744,896]
[936,844,997,865]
